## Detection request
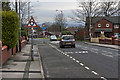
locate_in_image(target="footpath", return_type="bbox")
[1,42,42,79]
[84,42,120,50]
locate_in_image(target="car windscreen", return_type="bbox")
[51,36,56,38]
[62,36,73,40]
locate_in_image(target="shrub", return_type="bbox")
[21,27,27,39]
[62,31,72,35]
[2,11,19,49]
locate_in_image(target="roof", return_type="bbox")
[86,16,120,24]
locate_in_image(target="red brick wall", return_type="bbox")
[95,19,113,29]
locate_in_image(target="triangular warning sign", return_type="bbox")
[27,16,37,27]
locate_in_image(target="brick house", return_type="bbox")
[87,16,120,38]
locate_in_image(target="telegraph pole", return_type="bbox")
[89,0,92,40]
[19,0,21,52]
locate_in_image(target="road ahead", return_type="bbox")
[34,39,119,80]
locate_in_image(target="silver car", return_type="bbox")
[59,35,75,48]
[50,35,57,41]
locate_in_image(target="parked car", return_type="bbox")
[59,35,75,48]
[50,35,57,41]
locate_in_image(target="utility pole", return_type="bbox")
[19,0,21,52]
[15,0,18,13]
[27,2,30,40]
[89,0,92,40]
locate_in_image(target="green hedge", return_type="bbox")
[2,11,19,49]
[21,27,27,38]
[62,31,72,35]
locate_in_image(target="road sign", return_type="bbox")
[43,27,46,30]
[27,16,37,27]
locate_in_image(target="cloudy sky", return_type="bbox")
[30,1,79,26]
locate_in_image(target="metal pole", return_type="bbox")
[27,2,30,40]
[19,0,21,52]
[89,0,92,40]
[31,27,34,61]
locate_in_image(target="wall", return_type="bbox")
[0,40,27,66]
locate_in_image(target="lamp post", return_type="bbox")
[19,0,21,52]
[56,9,63,36]
[89,0,92,40]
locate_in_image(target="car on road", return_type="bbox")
[50,35,57,41]
[59,35,75,48]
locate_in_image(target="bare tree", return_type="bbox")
[11,1,33,25]
[54,11,67,32]
[100,1,120,16]
[72,1,101,23]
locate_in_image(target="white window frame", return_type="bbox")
[106,24,109,27]
[98,24,101,27]
[114,25,119,28]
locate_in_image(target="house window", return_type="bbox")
[106,24,109,27]
[114,25,119,28]
[98,24,101,27]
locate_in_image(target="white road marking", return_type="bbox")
[91,48,98,51]
[70,56,72,59]
[91,71,99,75]
[102,50,107,53]
[49,43,107,80]
[101,77,107,80]
[72,58,76,61]
[65,51,88,54]
[67,55,69,57]
[102,53,113,58]
[76,60,79,63]
[85,66,90,70]
[80,63,84,66]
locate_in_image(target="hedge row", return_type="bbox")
[2,11,19,49]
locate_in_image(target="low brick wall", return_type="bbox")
[12,46,16,55]
[21,40,27,49]
[105,39,112,45]
[91,38,99,43]
[1,46,12,65]
[99,39,120,45]
[114,40,120,46]
[0,40,27,66]
[99,39,105,44]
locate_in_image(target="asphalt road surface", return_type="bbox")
[34,39,119,80]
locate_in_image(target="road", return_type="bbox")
[34,39,119,80]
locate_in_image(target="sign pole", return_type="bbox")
[31,27,34,61]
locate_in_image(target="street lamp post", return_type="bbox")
[56,10,63,36]
[19,0,21,52]
[89,0,92,40]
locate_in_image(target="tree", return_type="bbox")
[72,1,101,23]
[2,2,11,11]
[100,2,120,16]
[54,11,67,32]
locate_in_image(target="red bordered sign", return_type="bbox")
[27,16,37,27]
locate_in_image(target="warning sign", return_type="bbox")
[27,16,37,27]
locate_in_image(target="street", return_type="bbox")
[34,39,119,80]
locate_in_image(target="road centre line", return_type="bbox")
[91,71,99,75]
[49,43,107,80]
[100,77,107,80]
[85,66,90,70]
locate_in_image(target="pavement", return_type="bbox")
[84,42,120,50]
[1,42,43,79]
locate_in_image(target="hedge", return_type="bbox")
[62,31,72,35]
[2,11,19,49]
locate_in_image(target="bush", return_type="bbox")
[21,27,27,39]
[62,31,72,35]
[2,11,19,49]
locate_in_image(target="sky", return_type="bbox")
[30,2,80,26]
